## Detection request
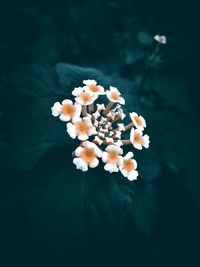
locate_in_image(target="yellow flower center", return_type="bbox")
[89,85,100,93]
[123,159,134,172]
[76,121,89,135]
[110,92,120,101]
[107,150,119,164]
[135,116,143,127]
[61,103,75,116]
[81,148,95,164]
[134,132,143,144]
[80,92,92,103]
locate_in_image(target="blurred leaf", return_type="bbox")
[1,64,72,171]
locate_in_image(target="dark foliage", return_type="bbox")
[0,1,200,266]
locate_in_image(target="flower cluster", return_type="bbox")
[51,79,150,181]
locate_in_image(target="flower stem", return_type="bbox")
[104,101,114,115]
[89,102,94,113]
[82,105,87,116]
[124,122,134,130]
[121,139,132,145]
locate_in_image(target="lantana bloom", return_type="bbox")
[130,128,150,150]
[129,112,146,131]
[67,116,97,140]
[154,35,167,44]
[51,99,81,122]
[51,79,150,181]
[102,145,123,173]
[73,141,102,172]
[119,152,138,181]
[83,79,105,95]
[106,86,125,105]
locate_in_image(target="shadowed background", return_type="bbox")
[0,0,200,266]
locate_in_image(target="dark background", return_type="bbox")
[0,0,200,266]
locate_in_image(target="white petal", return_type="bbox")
[110,86,121,95]
[89,157,99,168]
[129,112,138,122]
[114,140,123,147]
[51,102,62,117]
[78,134,89,141]
[120,168,128,177]
[72,87,83,96]
[62,99,73,105]
[73,158,88,172]
[124,152,134,160]
[74,146,84,157]
[142,135,150,148]
[59,114,71,122]
[140,116,146,128]
[133,143,143,150]
[93,145,102,157]
[127,170,138,181]
[102,152,108,163]
[118,97,125,105]
[83,79,97,86]
[66,123,76,139]
[106,145,123,154]
[104,163,118,173]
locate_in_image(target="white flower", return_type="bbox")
[96,104,105,112]
[129,112,146,131]
[106,86,125,105]
[154,35,167,44]
[92,111,100,120]
[114,131,122,139]
[73,141,102,172]
[51,100,81,122]
[130,128,150,150]
[105,137,114,144]
[72,87,98,105]
[119,152,138,181]
[67,116,97,141]
[102,145,123,173]
[114,140,123,147]
[94,136,103,145]
[117,123,125,131]
[83,79,105,95]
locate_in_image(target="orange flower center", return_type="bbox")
[123,159,134,172]
[61,103,75,116]
[135,116,143,126]
[89,85,100,93]
[81,148,95,164]
[110,92,120,101]
[134,133,143,144]
[80,92,92,103]
[107,150,119,164]
[76,121,89,135]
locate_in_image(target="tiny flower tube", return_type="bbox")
[102,145,123,173]
[72,87,98,106]
[129,112,146,131]
[119,152,138,181]
[130,128,150,150]
[67,116,97,141]
[73,141,102,172]
[83,79,105,95]
[51,100,81,122]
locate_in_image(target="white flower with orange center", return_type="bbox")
[72,87,98,106]
[106,86,125,105]
[129,112,146,131]
[83,79,105,95]
[119,152,138,181]
[51,100,81,122]
[73,141,102,172]
[130,128,150,150]
[67,116,97,141]
[102,145,123,173]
